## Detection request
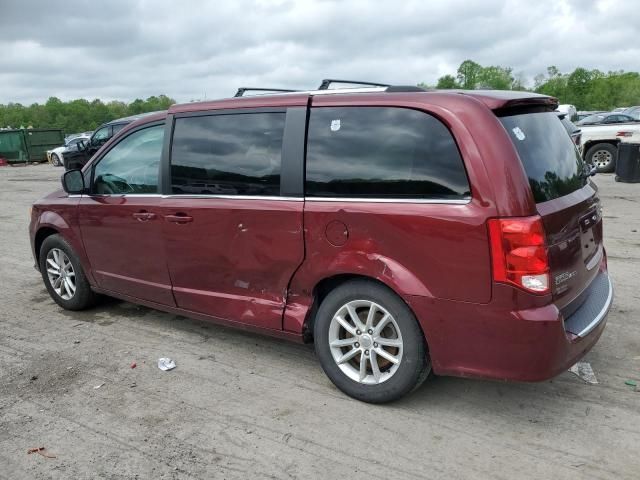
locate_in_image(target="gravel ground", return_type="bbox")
[1,164,639,479]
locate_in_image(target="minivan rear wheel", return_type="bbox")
[39,234,97,310]
[314,280,430,403]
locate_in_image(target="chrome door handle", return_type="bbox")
[164,214,193,224]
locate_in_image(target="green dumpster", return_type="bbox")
[24,129,65,162]
[0,128,64,164]
[0,130,30,163]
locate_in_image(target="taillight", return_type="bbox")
[488,216,550,294]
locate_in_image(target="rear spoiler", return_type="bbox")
[493,96,559,116]
[451,90,559,115]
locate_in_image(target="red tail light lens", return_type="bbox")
[488,216,550,294]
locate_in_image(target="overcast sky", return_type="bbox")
[1,0,639,105]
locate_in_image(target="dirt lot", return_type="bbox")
[0,164,639,479]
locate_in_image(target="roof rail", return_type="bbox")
[318,79,390,90]
[385,85,428,93]
[234,88,299,97]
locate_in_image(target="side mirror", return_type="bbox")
[61,169,85,194]
[77,140,87,151]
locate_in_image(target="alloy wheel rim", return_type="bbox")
[46,248,76,300]
[328,300,403,385]
[593,150,612,168]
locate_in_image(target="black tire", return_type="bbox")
[314,280,430,403]
[585,143,617,173]
[51,153,62,167]
[39,234,97,310]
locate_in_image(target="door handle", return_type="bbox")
[132,211,156,222]
[164,213,193,224]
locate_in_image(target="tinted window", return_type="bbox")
[171,113,285,196]
[305,107,470,199]
[579,114,604,124]
[500,112,587,203]
[92,125,163,195]
[92,126,111,143]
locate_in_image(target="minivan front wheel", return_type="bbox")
[314,280,430,403]
[39,234,97,310]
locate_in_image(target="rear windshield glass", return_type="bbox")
[500,112,586,203]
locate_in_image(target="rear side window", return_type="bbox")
[305,107,470,199]
[500,112,586,203]
[170,113,285,196]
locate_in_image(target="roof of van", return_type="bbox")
[168,88,558,115]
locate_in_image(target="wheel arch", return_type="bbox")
[299,273,428,349]
[33,212,96,285]
[34,226,59,265]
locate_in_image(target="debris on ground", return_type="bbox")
[27,447,56,459]
[30,375,38,381]
[624,380,637,387]
[158,358,176,371]
[93,383,105,389]
[568,362,598,384]
[130,362,137,369]
[73,340,81,344]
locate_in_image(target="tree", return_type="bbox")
[436,74,458,89]
[0,95,176,133]
[477,66,513,90]
[457,60,483,89]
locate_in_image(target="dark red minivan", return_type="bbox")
[29,83,613,403]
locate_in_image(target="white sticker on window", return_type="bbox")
[512,127,526,141]
[330,119,341,132]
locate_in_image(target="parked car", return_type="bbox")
[47,135,91,167]
[576,112,638,126]
[62,112,160,170]
[578,120,640,172]
[30,84,612,403]
[576,111,606,122]
[556,104,577,121]
[622,106,640,120]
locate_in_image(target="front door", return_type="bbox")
[78,123,175,306]
[161,110,304,329]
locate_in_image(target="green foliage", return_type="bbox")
[429,60,640,110]
[0,95,175,134]
[436,74,458,89]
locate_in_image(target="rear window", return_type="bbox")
[306,107,470,199]
[500,112,586,203]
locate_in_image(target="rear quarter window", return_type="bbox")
[305,107,470,199]
[500,112,587,203]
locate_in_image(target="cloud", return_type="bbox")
[1,0,639,104]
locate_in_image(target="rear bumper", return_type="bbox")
[407,270,612,382]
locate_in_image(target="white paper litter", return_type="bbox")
[568,361,598,384]
[93,383,105,389]
[158,358,176,371]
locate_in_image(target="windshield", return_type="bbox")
[578,114,605,124]
[500,112,587,203]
